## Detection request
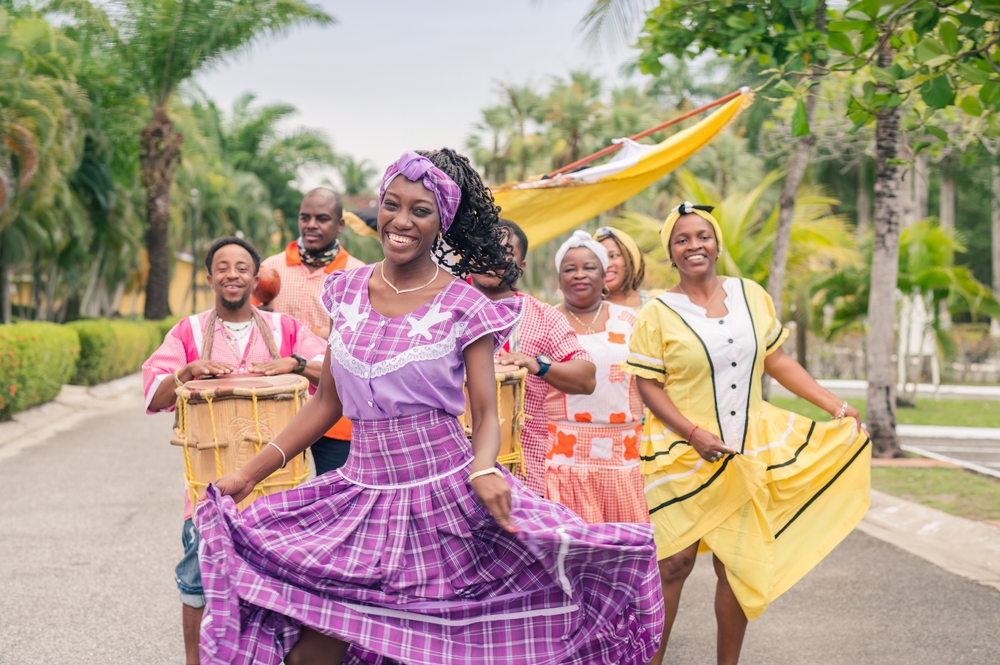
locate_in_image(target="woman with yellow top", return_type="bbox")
[624,202,871,665]
[594,226,661,308]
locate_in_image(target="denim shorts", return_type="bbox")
[175,518,205,608]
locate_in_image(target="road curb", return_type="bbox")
[857,489,1000,594]
[0,373,143,462]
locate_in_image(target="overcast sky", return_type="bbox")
[195,0,640,189]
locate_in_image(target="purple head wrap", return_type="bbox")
[379,151,463,232]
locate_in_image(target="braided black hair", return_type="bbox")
[417,148,522,288]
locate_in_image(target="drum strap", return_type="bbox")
[201,309,282,362]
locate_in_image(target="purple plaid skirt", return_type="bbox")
[196,409,663,664]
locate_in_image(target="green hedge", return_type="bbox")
[67,319,168,386]
[0,323,80,419]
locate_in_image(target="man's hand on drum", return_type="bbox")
[252,358,298,376]
[495,351,540,375]
[186,359,234,380]
[689,428,738,464]
[471,473,517,534]
[206,471,255,505]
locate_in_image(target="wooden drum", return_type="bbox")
[171,374,310,511]
[461,366,528,478]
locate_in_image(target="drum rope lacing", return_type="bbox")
[178,383,308,514]
[492,372,528,478]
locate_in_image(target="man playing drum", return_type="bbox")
[258,187,365,475]
[470,219,597,496]
[141,236,328,665]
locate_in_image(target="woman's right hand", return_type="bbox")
[689,427,738,463]
[210,471,255,504]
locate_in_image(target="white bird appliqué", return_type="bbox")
[339,294,367,331]
[406,303,451,340]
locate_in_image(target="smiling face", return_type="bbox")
[298,190,344,251]
[669,213,720,279]
[378,177,441,266]
[600,237,629,293]
[558,247,605,308]
[208,243,258,311]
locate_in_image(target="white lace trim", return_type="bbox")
[328,323,465,380]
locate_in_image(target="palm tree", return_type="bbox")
[467,105,515,185]
[498,82,545,181]
[336,156,378,196]
[51,0,335,319]
[545,71,604,168]
[193,91,337,232]
[609,169,862,316]
[816,220,1000,397]
[0,9,89,322]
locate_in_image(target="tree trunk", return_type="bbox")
[140,106,183,321]
[866,45,903,457]
[915,153,928,221]
[766,0,827,321]
[857,163,871,227]
[939,162,956,230]
[0,245,9,324]
[794,301,808,371]
[992,164,1000,337]
[939,160,955,327]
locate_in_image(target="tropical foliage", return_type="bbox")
[50,0,336,319]
[0,3,358,324]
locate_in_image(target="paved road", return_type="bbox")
[1,404,999,664]
[902,436,1000,472]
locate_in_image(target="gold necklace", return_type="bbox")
[380,261,440,295]
[678,277,724,309]
[564,301,604,334]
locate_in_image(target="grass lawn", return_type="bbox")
[871,466,1000,523]
[768,396,1000,429]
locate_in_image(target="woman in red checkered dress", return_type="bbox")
[545,231,648,524]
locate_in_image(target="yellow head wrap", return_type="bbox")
[594,226,643,273]
[660,201,724,263]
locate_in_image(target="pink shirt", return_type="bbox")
[142,307,327,520]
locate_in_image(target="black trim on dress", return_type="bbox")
[653,298,724,439]
[766,329,787,351]
[766,421,816,471]
[626,360,665,374]
[640,439,689,461]
[648,455,733,515]
[774,437,871,539]
[737,279,758,454]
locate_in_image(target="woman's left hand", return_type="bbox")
[471,473,517,533]
[834,401,867,437]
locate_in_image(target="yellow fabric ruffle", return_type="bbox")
[642,401,870,620]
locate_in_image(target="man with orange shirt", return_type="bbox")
[260,187,365,473]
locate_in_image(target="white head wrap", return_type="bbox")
[555,230,609,272]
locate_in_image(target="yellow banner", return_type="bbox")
[492,91,753,247]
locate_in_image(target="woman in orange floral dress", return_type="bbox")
[545,231,648,524]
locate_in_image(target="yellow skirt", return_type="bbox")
[641,401,871,620]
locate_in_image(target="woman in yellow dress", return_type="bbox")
[624,202,871,665]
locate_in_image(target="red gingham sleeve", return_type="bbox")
[286,315,329,362]
[541,303,592,364]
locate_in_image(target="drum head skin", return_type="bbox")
[179,373,310,402]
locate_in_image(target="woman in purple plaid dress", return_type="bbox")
[195,149,664,665]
